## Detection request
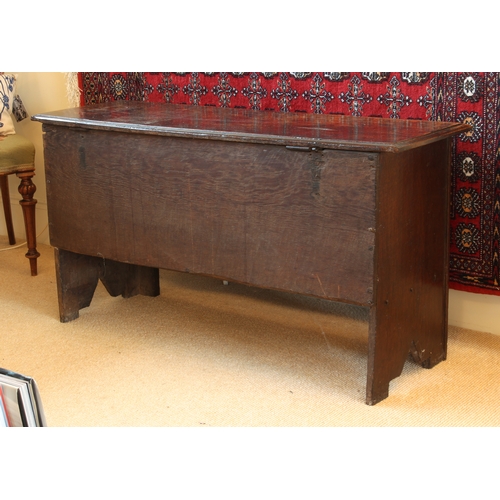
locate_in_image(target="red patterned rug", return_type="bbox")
[78,72,500,296]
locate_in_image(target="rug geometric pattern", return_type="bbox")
[78,72,500,296]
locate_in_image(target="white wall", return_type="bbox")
[449,289,499,335]
[0,72,72,246]
[1,73,499,335]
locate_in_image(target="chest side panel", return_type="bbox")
[43,126,377,304]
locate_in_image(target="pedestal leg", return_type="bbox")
[17,170,40,276]
[366,308,408,405]
[365,142,451,404]
[55,248,160,323]
[99,258,161,299]
[55,249,100,322]
[366,292,447,406]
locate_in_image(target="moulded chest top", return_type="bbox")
[32,101,470,153]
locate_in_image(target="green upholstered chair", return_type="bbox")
[0,134,39,276]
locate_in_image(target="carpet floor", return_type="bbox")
[1,237,500,427]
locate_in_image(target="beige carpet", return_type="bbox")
[1,237,500,427]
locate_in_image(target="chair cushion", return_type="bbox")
[0,73,17,136]
[0,134,35,174]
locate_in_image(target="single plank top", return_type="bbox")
[32,101,470,153]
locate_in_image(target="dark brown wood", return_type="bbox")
[55,248,159,322]
[16,169,39,276]
[33,101,468,153]
[33,102,470,404]
[42,129,376,305]
[366,140,452,405]
[54,248,101,322]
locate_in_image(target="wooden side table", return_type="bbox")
[33,103,469,404]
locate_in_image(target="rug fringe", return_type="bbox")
[64,72,81,107]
